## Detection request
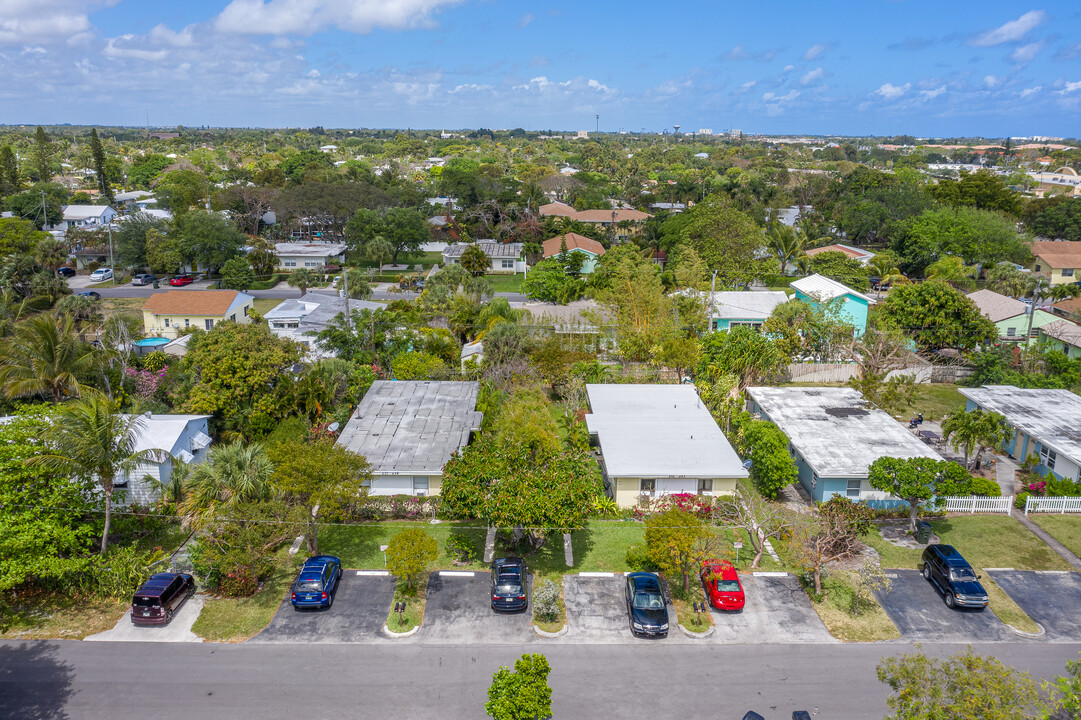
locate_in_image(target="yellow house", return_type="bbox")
[141,290,254,339]
[1031,241,1081,286]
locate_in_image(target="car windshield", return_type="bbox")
[716,580,741,593]
[132,596,160,607]
[295,580,322,592]
[950,568,977,582]
[633,591,665,610]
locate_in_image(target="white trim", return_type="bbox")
[439,571,475,578]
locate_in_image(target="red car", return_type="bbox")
[700,559,745,611]
[169,274,194,286]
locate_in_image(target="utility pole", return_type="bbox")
[709,269,719,333]
[342,267,352,331]
[107,222,115,282]
[1024,278,1046,343]
[40,188,48,229]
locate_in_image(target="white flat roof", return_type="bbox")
[745,386,940,478]
[791,273,874,304]
[960,385,1081,466]
[124,414,210,455]
[273,242,347,257]
[585,384,748,479]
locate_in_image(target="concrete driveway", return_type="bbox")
[418,571,533,645]
[561,574,679,643]
[710,573,835,644]
[989,570,1081,641]
[874,570,1014,642]
[85,596,204,643]
[252,571,395,643]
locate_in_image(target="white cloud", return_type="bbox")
[587,78,611,93]
[0,0,121,45]
[804,43,827,61]
[517,13,534,28]
[920,85,946,99]
[762,90,799,102]
[984,74,1002,89]
[782,64,794,72]
[1010,41,1043,62]
[971,10,1046,47]
[800,67,824,85]
[875,82,910,100]
[214,0,463,35]
[1020,86,1042,97]
[1058,81,1081,95]
[740,80,756,89]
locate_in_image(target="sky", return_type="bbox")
[0,0,1079,136]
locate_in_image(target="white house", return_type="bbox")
[273,241,346,270]
[264,291,385,355]
[113,414,213,505]
[441,241,526,274]
[52,205,117,232]
[113,190,154,212]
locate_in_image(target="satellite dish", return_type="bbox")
[328,422,340,433]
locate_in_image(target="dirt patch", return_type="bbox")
[876,520,934,549]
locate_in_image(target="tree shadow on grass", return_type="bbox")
[0,641,75,720]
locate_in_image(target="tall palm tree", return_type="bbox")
[34,236,68,277]
[941,409,1013,469]
[30,390,166,554]
[986,261,1028,297]
[179,441,274,528]
[0,289,28,338]
[925,256,978,290]
[766,223,807,275]
[0,314,97,403]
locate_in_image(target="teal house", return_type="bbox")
[745,386,942,508]
[542,232,605,275]
[968,289,1057,343]
[1038,319,1081,359]
[791,273,874,336]
[707,290,789,332]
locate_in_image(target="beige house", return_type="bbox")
[1031,241,1081,286]
[141,290,254,339]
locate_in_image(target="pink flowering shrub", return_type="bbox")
[1026,481,1047,495]
[631,492,714,520]
[126,367,167,401]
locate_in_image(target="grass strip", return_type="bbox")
[807,571,901,642]
[671,594,713,633]
[531,574,566,633]
[385,577,427,633]
[192,549,297,643]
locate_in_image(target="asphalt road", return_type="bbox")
[86,285,529,303]
[3,640,1079,720]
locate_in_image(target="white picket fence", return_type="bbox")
[1024,496,1081,515]
[940,496,1014,514]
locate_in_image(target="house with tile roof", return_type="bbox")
[538,203,652,242]
[791,273,875,336]
[1030,241,1081,286]
[541,232,606,274]
[967,289,1056,343]
[141,290,254,339]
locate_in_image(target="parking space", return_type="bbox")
[418,571,534,645]
[874,570,1014,642]
[710,573,834,644]
[561,574,681,643]
[252,572,395,643]
[86,596,204,643]
[990,570,1081,641]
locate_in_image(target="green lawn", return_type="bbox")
[892,383,967,422]
[486,274,525,293]
[251,298,283,316]
[192,548,301,642]
[319,521,488,571]
[1031,516,1081,560]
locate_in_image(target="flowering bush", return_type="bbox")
[1027,481,1047,496]
[126,367,168,401]
[357,494,441,520]
[631,493,714,520]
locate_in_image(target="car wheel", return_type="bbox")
[945,593,955,608]
[326,593,334,609]
[922,565,931,580]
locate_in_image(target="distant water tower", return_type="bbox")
[673,124,680,135]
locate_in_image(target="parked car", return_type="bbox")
[130,572,196,626]
[921,544,989,609]
[89,268,113,282]
[132,273,157,286]
[700,559,745,611]
[77,291,101,300]
[58,267,76,278]
[170,274,194,286]
[625,572,669,637]
[290,555,342,609]
[490,557,528,612]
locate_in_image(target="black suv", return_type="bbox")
[920,544,989,609]
[491,557,528,612]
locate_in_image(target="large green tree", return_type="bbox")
[174,210,245,273]
[345,206,429,264]
[877,280,997,351]
[891,206,1030,275]
[220,256,256,291]
[116,212,169,268]
[930,169,1023,216]
[485,653,553,720]
[0,145,19,197]
[32,126,53,182]
[699,325,787,390]
[659,194,766,282]
[0,314,97,403]
[88,129,113,203]
[867,456,972,532]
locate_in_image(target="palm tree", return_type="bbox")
[179,441,274,528]
[287,268,318,296]
[942,409,1013,469]
[986,261,1028,297]
[363,236,394,275]
[30,390,166,554]
[867,255,908,287]
[0,314,97,403]
[925,257,977,290]
[766,223,806,275]
[459,244,492,277]
[0,289,27,338]
[34,236,68,277]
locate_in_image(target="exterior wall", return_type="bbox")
[793,291,869,335]
[965,397,1080,480]
[276,253,343,270]
[609,476,738,508]
[1032,255,1079,286]
[1037,330,1081,359]
[715,318,765,332]
[369,474,440,496]
[142,305,253,339]
[114,418,211,505]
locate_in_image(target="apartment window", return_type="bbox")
[163,318,170,327]
[184,319,190,328]
[501,259,514,269]
[1064,269,1076,277]
[640,479,656,496]
[413,476,429,496]
[846,478,862,499]
[697,479,713,495]
[1006,327,1016,337]
[204,319,214,331]
[1041,446,1057,470]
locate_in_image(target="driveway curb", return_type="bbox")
[677,623,715,639]
[1004,621,1045,639]
[382,623,420,638]
[532,622,569,639]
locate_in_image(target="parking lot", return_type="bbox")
[710,573,834,644]
[874,570,1014,642]
[418,571,534,645]
[253,572,395,643]
[989,570,1081,641]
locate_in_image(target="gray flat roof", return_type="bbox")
[959,385,1081,466]
[336,381,482,474]
[265,291,385,331]
[584,384,748,479]
[745,386,941,478]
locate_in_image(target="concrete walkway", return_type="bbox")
[997,456,1081,571]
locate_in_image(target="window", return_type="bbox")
[1064,269,1076,277]
[1041,446,1057,470]
[1035,264,1042,272]
[230,314,236,322]
[204,319,214,331]
[184,319,190,328]
[697,479,713,495]
[811,472,818,489]
[284,260,296,267]
[846,478,862,499]
[1006,327,1016,337]
[501,259,514,269]
[163,318,170,327]
[304,261,319,267]
[640,479,656,496]
[413,476,429,496]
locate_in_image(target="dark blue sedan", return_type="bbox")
[290,555,342,610]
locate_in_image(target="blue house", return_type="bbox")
[959,385,1081,482]
[791,274,875,336]
[707,290,789,332]
[745,386,943,507]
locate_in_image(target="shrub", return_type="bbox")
[624,543,654,572]
[445,534,477,563]
[1048,477,1081,497]
[142,351,169,372]
[385,527,438,591]
[79,544,166,599]
[1025,481,1047,495]
[220,566,258,597]
[968,477,1002,497]
[1015,492,1030,510]
[532,579,561,621]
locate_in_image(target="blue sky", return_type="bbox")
[1,0,1079,136]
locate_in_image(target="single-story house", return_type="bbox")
[264,291,384,354]
[141,290,254,339]
[273,241,346,270]
[745,386,942,506]
[442,241,526,274]
[804,244,876,265]
[791,273,875,336]
[335,380,483,496]
[522,299,614,353]
[960,385,1081,481]
[50,204,117,233]
[1051,297,1081,323]
[1030,240,1081,286]
[113,414,212,505]
[585,384,748,508]
[1038,319,1081,359]
[538,202,577,218]
[967,289,1056,343]
[113,190,154,212]
[705,290,789,332]
[537,204,652,241]
[541,232,606,274]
